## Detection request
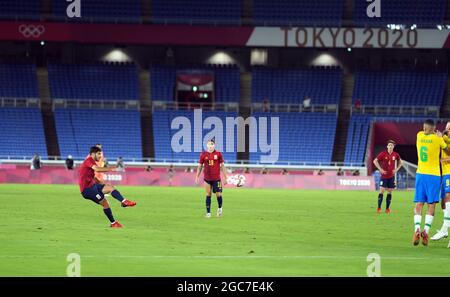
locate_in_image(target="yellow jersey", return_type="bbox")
[416,131,447,176]
[442,134,450,176]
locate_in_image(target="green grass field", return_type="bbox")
[1,184,450,276]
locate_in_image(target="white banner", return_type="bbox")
[247,27,450,49]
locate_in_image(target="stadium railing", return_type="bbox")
[45,15,242,26]
[152,101,239,112]
[0,97,40,108]
[251,103,338,114]
[351,105,440,116]
[0,156,366,172]
[52,99,140,110]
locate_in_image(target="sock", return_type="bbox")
[206,196,211,214]
[377,193,383,208]
[444,203,450,230]
[386,193,392,209]
[424,215,434,233]
[414,215,422,232]
[103,208,115,223]
[440,209,447,232]
[217,196,223,209]
[111,190,124,203]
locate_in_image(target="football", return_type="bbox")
[227,174,246,187]
[236,174,246,187]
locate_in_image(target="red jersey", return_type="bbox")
[85,152,105,182]
[199,151,224,181]
[375,150,401,179]
[78,156,97,192]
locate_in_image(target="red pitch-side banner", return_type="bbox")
[0,166,375,191]
[2,21,450,48]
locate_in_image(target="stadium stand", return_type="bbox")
[150,65,240,102]
[249,112,337,164]
[352,70,447,107]
[253,0,343,26]
[52,0,141,23]
[0,63,39,99]
[48,63,139,101]
[251,66,342,105]
[54,108,142,159]
[344,115,435,165]
[152,0,241,25]
[152,110,238,162]
[0,108,48,157]
[344,115,371,165]
[0,0,40,20]
[354,0,446,28]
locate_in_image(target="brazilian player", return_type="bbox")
[195,139,228,218]
[79,146,137,227]
[413,119,448,246]
[431,122,450,243]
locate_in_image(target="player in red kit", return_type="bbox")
[373,140,402,214]
[79,146,137,227]
[195,139,228,218]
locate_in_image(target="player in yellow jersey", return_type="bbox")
[431,122,450,243]
[413,119,448,246]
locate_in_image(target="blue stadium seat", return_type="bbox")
[344,115,435,165]
[0,63,38,98]
[48,63,139,101]
[0,108,47,157]
[152,110,238,162]
[353,70,447,106]
[52,0,141,23]
[0,0,40,20]
[54,108,142,159]
[252,66,342,105]
[152,0,241,25]
[249,112,337,164]
[354,0,446,28]
[253,0,343,26]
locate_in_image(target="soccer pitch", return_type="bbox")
[1,184,450,277]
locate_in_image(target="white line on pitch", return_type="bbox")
[1,255,450,261]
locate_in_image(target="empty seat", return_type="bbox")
[0,108,47,157]
[252,66,342,105]
[54,108,142,159]
[48,63,139,101]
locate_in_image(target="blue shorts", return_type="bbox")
[441,175,450,199]
[81,184,105,204]
[414,173,441,204]
[380,177,396,189]
[204,179,222,193]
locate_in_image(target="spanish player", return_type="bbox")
[195,139,228,218]
[91,143,106,184]
[413,119,448,246]
[373,140,402,214]
[79,146,136,227]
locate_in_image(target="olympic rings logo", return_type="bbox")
[18,24,45,38]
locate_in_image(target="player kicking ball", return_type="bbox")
[195,139,228,218]
[373,140,402,214]
[79,146,137,228]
